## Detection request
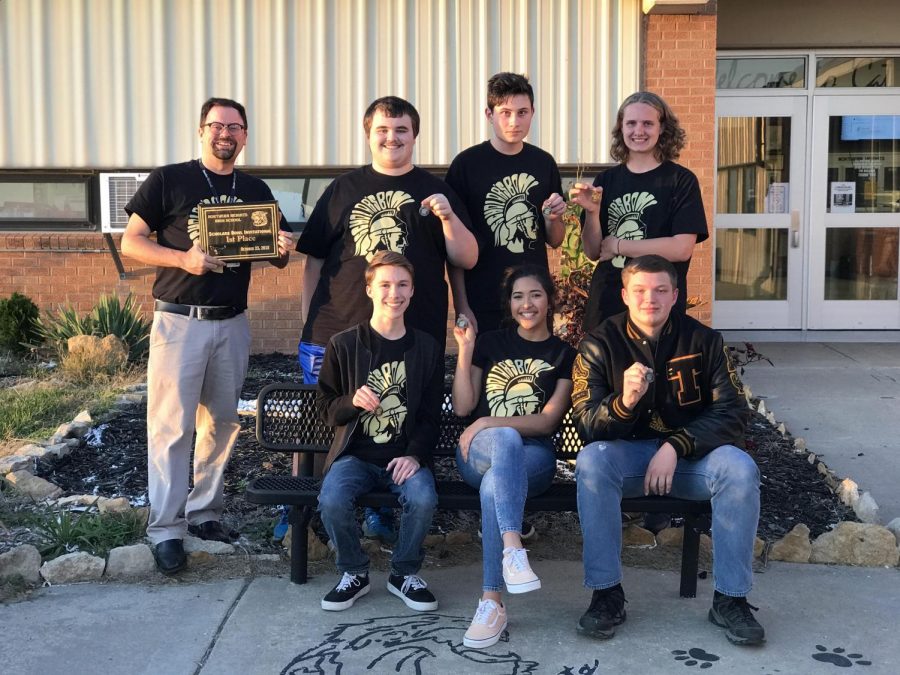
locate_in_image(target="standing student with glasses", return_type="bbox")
[121,97,293,576]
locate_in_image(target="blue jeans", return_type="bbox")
[576,439,760,596]
[456,427,557,591]
[317,455,437,576]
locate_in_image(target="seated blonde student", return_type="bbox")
[315,251,443,613]
[452,264,576,649]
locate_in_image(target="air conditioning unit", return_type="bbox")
[99,172,150,233]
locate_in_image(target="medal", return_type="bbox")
[419,206,431,217]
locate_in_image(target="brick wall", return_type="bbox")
[0,233,304,354]
[643,11,717,326]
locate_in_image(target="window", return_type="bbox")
[0,176,93,230]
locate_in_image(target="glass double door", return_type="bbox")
[714,96,806,328]
[715,95,900,329]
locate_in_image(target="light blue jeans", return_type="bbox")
[456,427,557,591]
[576,439,760,597]
[317,455,437,576]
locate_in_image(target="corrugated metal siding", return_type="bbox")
[0,0,640,168]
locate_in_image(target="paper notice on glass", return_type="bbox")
[766,182,789,214]
[830,182,856,214]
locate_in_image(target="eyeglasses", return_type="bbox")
[203,122,246,134]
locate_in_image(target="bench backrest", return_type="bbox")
[256,382,583,461]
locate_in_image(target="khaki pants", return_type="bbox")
[145,311,250,544]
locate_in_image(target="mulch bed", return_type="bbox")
[34,353,855,552]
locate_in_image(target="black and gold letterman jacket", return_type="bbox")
[571,311,748,461]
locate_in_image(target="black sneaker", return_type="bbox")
[321,572,370,611]
[708,591,766,645]
[577,584,627,639]
[387,573,438,611]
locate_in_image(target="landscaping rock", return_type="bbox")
[423,534,445,548]
[836,478,859,507]
[16,443,48,458]
[43,442,73,459]
[72,410,92,425]
[51,420,90,443]
[886,518,900,547]
[282,526,330,561]
[622,525,656,547]
[445,530,473,546]
[67,334,128,372]
[97,496,131,514]
[853,492,880,524]
[106,544,156,578]
[4,470,63,500]
[656,527,683,548]
[700,534,712,557]
[183,535,235,555]
[793,437,807,453]
[0,544,42,584]
[188,551,215,565]
[810,522,900,567]
[769,523,811,563]
[0,455,33,474]
[54,494,101,508]
[754,537,766,558]
[40,552,105,584]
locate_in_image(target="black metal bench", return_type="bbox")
[245,383,711,597]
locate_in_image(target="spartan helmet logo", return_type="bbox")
[361,361,408,443]
[350,191,414,261]
[484,173,540,253]
[607,191,657,268]
[485,358,553,417]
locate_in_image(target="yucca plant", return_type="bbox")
[34,304,95,349]
[91,293,150,360]
[34,293,150,361]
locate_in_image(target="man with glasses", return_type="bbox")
[121,97,292,575]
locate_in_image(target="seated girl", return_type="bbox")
[452,264,576,649]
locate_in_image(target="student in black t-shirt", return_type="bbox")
[572,92,708,332]
[316,251,443,613]
[452,264,576,649]
[446,72,566,334]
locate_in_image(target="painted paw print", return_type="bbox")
[672,648,720,668]
[812,645,871,667]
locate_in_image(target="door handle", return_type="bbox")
[790,209,800,248]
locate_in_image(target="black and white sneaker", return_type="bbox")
[387,573,438,611]
[321,572,370,611]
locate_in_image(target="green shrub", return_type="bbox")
[0,292,42,354]
[35,293,150,361]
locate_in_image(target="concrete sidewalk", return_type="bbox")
[2,560,898,674]
[730,341,900,523]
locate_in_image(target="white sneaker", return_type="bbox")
[502,547,541,594]
[463,598,508,649]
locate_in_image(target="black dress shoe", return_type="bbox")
[154,539,186,575]
[188,521,240,543]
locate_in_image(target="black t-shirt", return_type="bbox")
[445,142,563,329]
[583,161,708,331]
[346,326,412,467]
[472,327,576,423]
[298,165,471,348]
[124,159,282,310]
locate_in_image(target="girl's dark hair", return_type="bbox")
[609,91,686,163]
[500,264,557,331]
